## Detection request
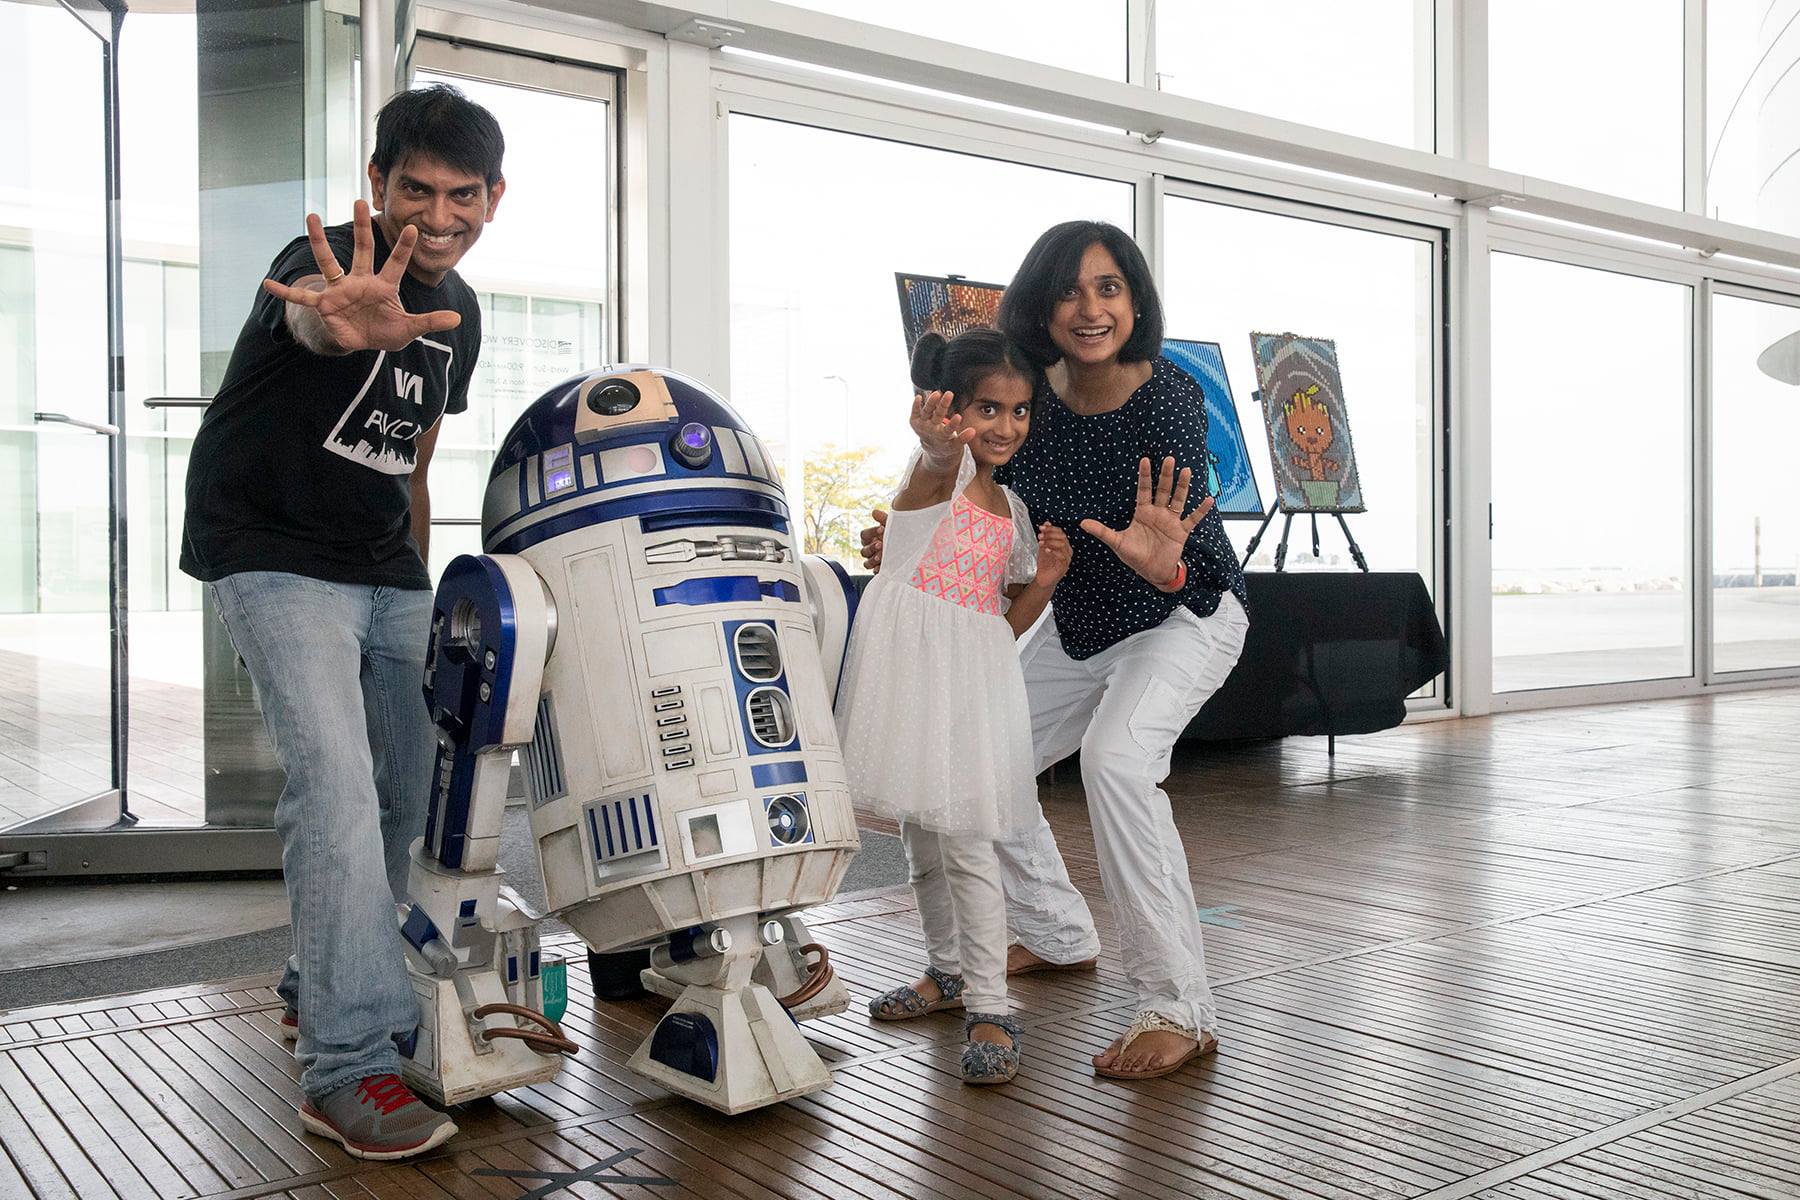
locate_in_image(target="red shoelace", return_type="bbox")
[355,1074,419,1114]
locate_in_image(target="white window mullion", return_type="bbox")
[1685,0,1706,214]
[1454,205,1493,716]
[1125,0,1154,91]
[1694,276,1714,683]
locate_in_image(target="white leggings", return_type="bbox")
[899,821,1009,1015]
[998,594,1249,1034]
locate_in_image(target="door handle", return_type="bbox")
[33,411,120,436]
[144,397,213,409]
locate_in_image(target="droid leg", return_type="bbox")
[627,916,832,1113]
[639,912,848,1022]
[398,553,575,1107]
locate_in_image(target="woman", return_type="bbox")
[864,220,1249,1079]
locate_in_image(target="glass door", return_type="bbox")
[410,39,620,579]
[0,0,126,851]
[2,0,355,874]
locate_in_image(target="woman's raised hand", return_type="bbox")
[909,390,974,468]
[1078,456,1215,586]
[261,200,463,353]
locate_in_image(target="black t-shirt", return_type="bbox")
[180,221,480,590]
[998,356,1249,660]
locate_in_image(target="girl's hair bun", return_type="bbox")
[909,331,949,391]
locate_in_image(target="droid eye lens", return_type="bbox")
[672,422,714,468]
[588,378,641,416]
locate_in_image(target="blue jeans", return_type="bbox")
[210,571,437,1098]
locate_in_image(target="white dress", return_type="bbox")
[835,449,1040,837]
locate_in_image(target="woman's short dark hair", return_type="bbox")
[998,220,1164,368]
[909,328,1036,413]
[371,84,505,189]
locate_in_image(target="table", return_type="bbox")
[1187,571,1447,742]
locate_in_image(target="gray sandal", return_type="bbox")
[868,966,965,1021]
[960,1012,1023,1085]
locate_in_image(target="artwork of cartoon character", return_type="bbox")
[1283,385,1339,481]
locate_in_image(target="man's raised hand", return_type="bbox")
[262,201,462,355]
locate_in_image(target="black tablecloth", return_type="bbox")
[1187,571,1446,741]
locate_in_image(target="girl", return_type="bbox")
[835,328,1072,1085]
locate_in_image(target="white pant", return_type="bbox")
[900,821,1009,1014]
[997,594,1249,1034]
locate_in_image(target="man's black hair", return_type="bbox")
[998,220,1164,368]
[371,83,505,188]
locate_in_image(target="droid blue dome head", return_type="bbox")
[479,367,791,558]
[491,366,754,477]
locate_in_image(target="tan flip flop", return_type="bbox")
[1092,1012,1219,1080]
[1006,947,1099,977]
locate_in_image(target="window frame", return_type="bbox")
[1703,279,1800,685]
[1158,179,1453,712]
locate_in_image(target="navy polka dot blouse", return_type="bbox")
[998,356,1250,661]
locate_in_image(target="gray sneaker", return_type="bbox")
[300,1074,457,1161]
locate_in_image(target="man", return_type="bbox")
[180,84,504,1161]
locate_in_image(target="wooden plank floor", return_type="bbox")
[3,688,1799,1198]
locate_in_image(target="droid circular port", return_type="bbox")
[447,598,484,664]
[765,794,811,846]
[586,377,640,416]
[671,422,713,469]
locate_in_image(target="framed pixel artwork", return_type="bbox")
[1159,339,1265,519]
[1249,331,1365,514]
[894,273,1006,353]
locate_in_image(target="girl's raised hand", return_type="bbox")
[909,389,974,468]
[1078,456,1215,586]
[1034,523,1072,587]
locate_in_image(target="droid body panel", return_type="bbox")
[399,366,861,1113]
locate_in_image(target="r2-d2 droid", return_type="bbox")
[397,366,861,1114]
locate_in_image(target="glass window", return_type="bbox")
[789,1,1126,80]
[414,68,611,298]
[727,115,1133,566]
[425,292,605,579]
[1490,253,1690,693]
[1711,291,1800,674]
[1489,0,1684,208]
[1706,5,1800,236]
[1,244,37,616]
[1161,195,1442,694]
[1155,1,1435,150]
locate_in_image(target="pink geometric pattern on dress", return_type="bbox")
[908,494,1013,615]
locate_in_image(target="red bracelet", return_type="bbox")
[1154,559,1187,593]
